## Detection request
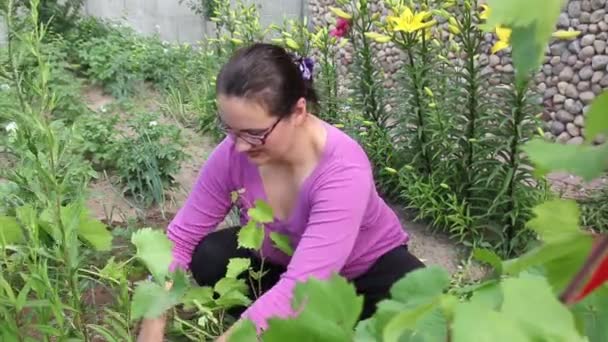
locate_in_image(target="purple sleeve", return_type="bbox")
[240,162,372,331]
[167,138,234,271]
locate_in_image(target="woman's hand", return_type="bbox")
[136,280,173,342]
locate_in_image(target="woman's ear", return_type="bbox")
[293,97,308,125]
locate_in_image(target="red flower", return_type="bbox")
[330,18,351,38]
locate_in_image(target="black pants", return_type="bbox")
[190,226,425,320]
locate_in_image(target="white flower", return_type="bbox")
[163,48,169,54]
[100,105,107,113]
[149,121,158,127]
[0,84,9,91]
[4,121,18,133]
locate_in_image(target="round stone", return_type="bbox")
[568,1,582,17]
[599,21,608,31]
[569,40,582,54]
[551,120,567,135]
[557,131,572,143]
[557,109,575,122]
[575,114,585,127]
[566,84,579,99]
[577,81,591,91]
[489,54,500,66]
[558,13,570,28]
[591,9,606,23]
[551,42,568,56]
[601,74,608,86]
[580,12,592,24]
[580,65,594,79]
[592,84,603,94]
[568,137,585,144]
[550,56,561,65]
[558,66,574,81]
[537,82,547,92]
[545,86,559,99]
[543,64,553,76]
[580,45,596,58]
[592,55,608,69]
[567,122,581,136]
[565,99,584,114]
[503,64,514,73]
[580,91,596,104]
[592,70,605,82]
[591,0,605,11]
[582,0,592,11]
[590,24,600,33]
[594,40,607,53]
[554,94,567,104]
[567,54,578,66]
[558,81,569,94]
[582,34,596,46]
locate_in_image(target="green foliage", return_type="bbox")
[113,112,187,207]
[131,228,173,283]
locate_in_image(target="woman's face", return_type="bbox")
[217,95,306,165]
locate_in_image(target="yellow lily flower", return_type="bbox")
[552,30,582,40]
[285,38,300,50]
[480,4,491,20]
[365,32,392,43]
[448,24,461,35]
[329,6,352,20]
[491,25,511,54]
[387,6,436,33]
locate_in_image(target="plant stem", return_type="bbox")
[504,79,527,256]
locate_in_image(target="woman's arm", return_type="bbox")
[167,138,236,271]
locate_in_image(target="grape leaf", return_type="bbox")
[131,228,173,283]
[522,138,608,182]
[78,215,112,252]
[248,200,274,223]
[501,274,585,341]
[261,274,363,341]
[503,234,593,293]
[131,281,179,320]
[215,289,252,308]
[0,216,24,245]
[527,199,580,243]
[214,277,249,297]
[383,299,443,342]
[237,221,264,250]
[270,232,294,256]
[585,91,608,143]
[226,258,251,279]
[473,248,503,274]
[571,286,608,342]
[485,0,566,81]
[227,319,258,342]
[452,302,528,342]
[182,286,214,309]
[389,266,451,306]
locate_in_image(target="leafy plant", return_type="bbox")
[113,112,187,208]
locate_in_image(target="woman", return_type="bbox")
[138,43,425,341]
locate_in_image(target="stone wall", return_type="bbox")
[308,0,608,144]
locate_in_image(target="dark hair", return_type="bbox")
[216,43,319,118]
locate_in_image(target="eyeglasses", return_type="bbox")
[218,116,282,146]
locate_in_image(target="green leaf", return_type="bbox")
[215,288,252,308]
[503,234,593,293]
[182,286,214,309]
[237,221,264,250]
[227,319,258,342]
[485,0,567,81]
[78,215,112,251]
[523,138,608,182]
[452,302,529,342]
[214,277,249,297]
[0,216,24,245]
[500,274,585,341]
[389,266,451,306]
[262,274,363,341]
[468,280,503,310]
[131,228,173,283]
[130,281,178,320]
[527,199,580,243]
[571,286,608,342]
[383,299,441,342]
[270,232,294,256]
[585,91,608,142]
[226,258,251,279]
[248,200,274,223]
[473,248,503,274]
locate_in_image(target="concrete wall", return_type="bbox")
[83,0,306,43]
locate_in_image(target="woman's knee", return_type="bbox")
[190,227,242,286]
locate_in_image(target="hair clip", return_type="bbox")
[298,57,315,81]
